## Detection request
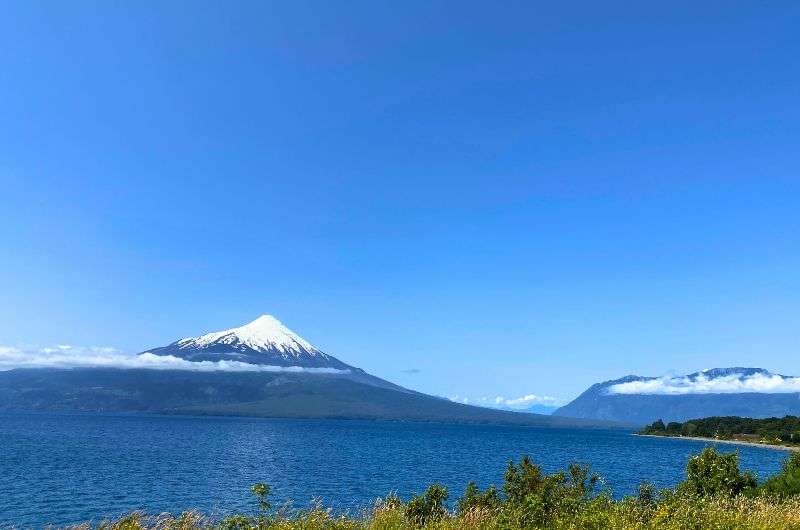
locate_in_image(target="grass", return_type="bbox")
[63,498,800,530]
[57,449,800,530]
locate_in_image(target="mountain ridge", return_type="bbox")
[554,367,800,425]
[0,367,616,427]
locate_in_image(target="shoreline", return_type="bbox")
[636,433,800,452]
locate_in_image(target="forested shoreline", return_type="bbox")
[640,416,800,448]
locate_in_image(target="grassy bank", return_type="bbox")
[74,496,800,530]
[60,447,800,530]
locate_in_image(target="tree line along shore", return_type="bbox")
[640,415,800,449]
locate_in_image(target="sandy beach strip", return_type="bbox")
[635,433,800,452]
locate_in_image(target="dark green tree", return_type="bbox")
[651,419,666,431]
[666,422,682,432]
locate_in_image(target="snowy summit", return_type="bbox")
[177,315,321,357]
[143,315,353,370]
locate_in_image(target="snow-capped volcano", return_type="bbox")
[144,315,353,370]
[177,315,321,357]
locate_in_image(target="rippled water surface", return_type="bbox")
[0,413,790,527]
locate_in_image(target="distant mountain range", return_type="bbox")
[0,315,609,427]
[486,402,558,415]
[522,404,558,415]
[554,367,800,425]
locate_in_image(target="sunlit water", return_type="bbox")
[0,413,790,527]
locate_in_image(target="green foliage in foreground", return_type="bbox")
[761,452,800,498]
[69,449,800,530]
[642,415,800,445]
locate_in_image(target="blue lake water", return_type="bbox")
[0,412,791,528]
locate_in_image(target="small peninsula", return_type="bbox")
[640,415,800,451]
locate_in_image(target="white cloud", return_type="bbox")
[608,372,800,395]
[502,394,558,407]
[448,393,557,409]
[0,345,349,374]
[448,395,470,405]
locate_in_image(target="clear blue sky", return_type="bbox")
[1,1,798,404]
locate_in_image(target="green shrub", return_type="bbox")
[635,481,656,509]
[218,514,254,530]
[678,447,757,497]
[405,483,448,525]
[250,484,271,513]
[761,452,800,498]
[502,456,548,504]
[498,456,602,528]
[456,481,500,515]
[566,462,600,500]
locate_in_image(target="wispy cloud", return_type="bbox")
[608,372,800,395]
[448,393,558,409]
[401,368,421,374]
[0,345,349,374]
[499,394,558,407]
